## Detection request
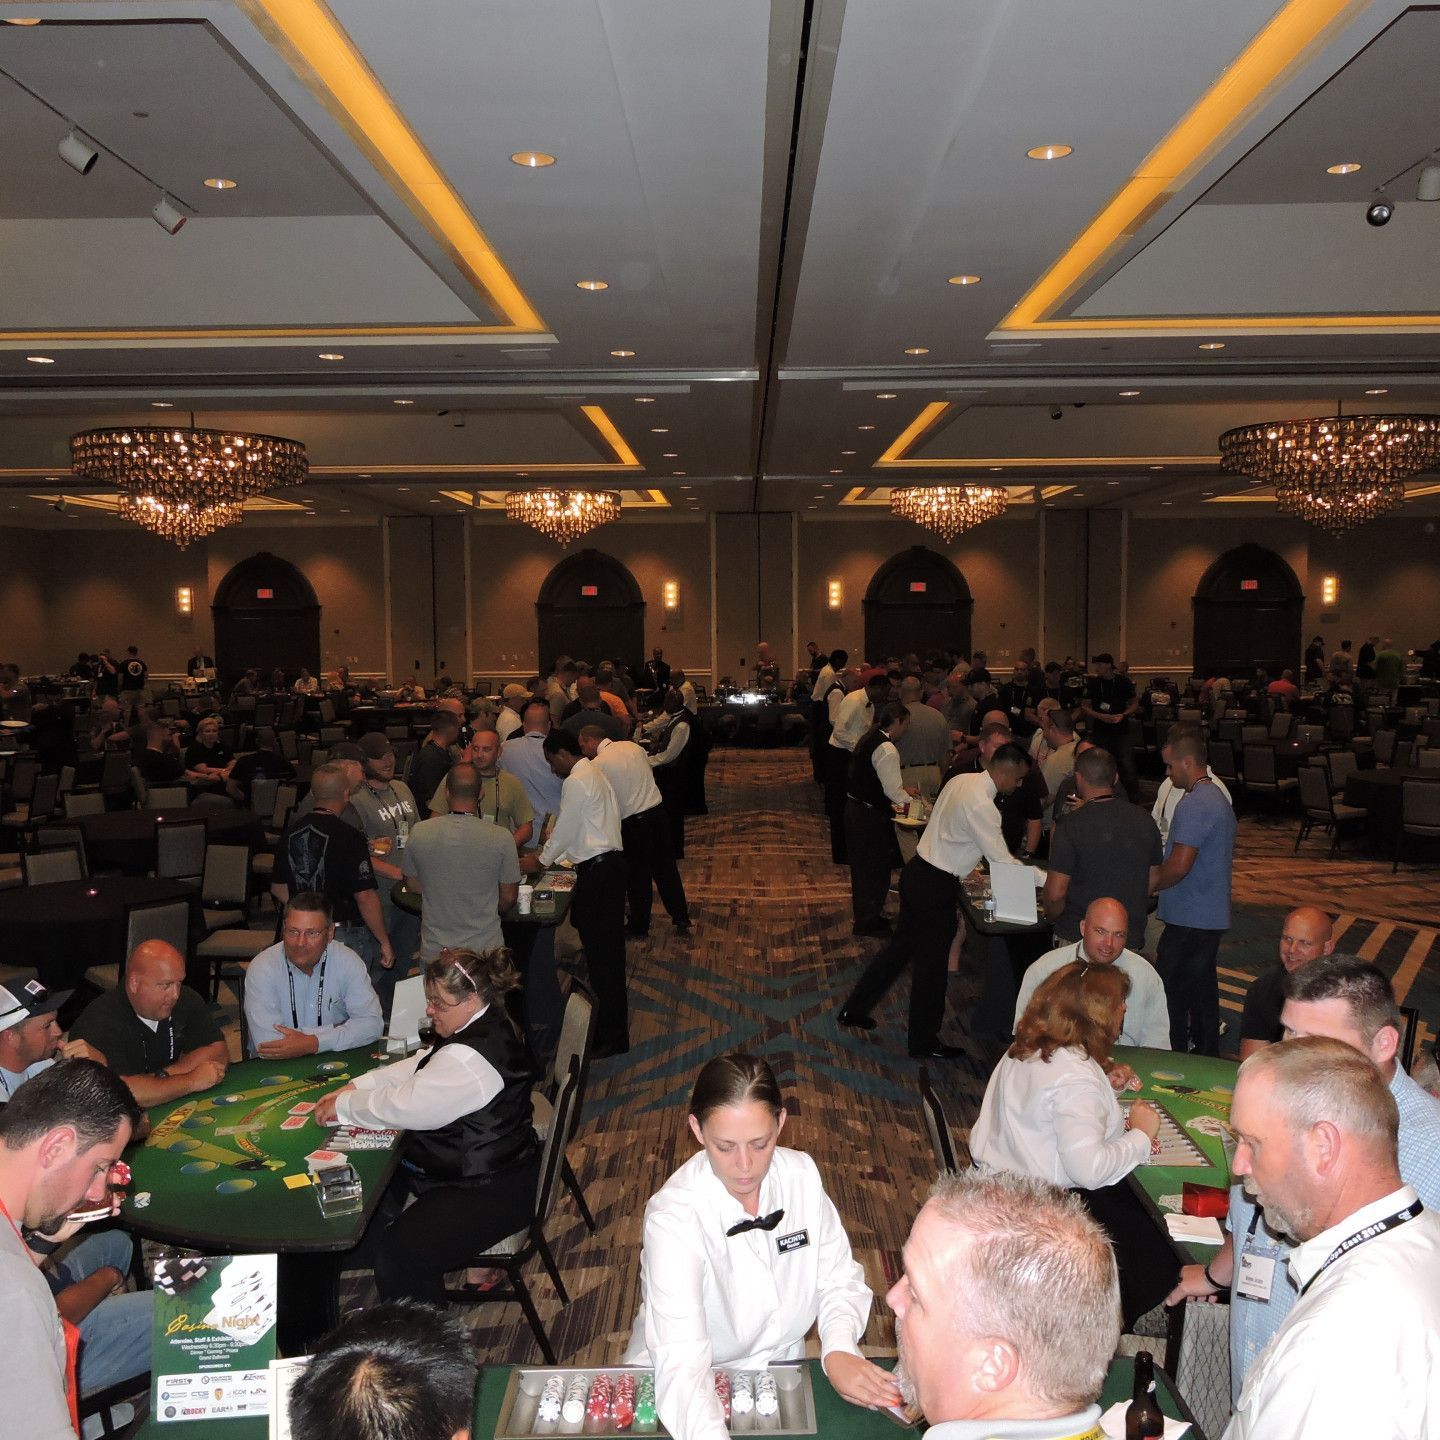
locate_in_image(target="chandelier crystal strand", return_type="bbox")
[504,488,621,543]
[890,484,1009,541]
[1219,413,1440,535]
[117,493,245,549]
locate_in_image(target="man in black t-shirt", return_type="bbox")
[1237,905,1335,1060]
[1080,653,1139,797]
[69,941,228,1106]
[996,660,1045,740]
[226,732,296,806]
[136,723,186,787]
[118,644,149,720]
[272,762,393,977]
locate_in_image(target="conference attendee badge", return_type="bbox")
[1236,1250,1276,1301]
[776,1229,809,1254]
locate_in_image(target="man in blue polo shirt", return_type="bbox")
[1152,729,1236,1054]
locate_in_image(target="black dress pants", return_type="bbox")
[842,855,959,1050]
[1155,922,1224,1054]
[1075,1179,1180,1331]
[844,798,900,929]
[370,1155,541,1306]
[824,745,851,863]
[571,850,629,1048]
[621,804,690,932]
[500,919,565,1066]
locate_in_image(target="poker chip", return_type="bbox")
[109,1161,132,1188]
[536,1375,564,1424]
[134,1192,151,1209]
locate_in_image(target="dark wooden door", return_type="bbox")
[211,552,322,688]
[1192,545,1304,678]
[863,547,973,662]
[535,548,646,673]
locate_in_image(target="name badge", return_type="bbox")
[1100,701,1113,712]
[1010,706,1021,716]
[776,1230,809,1254]
[1236,1251,1276,1302]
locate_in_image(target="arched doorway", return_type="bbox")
[536,549,646,673]
[863,547,973,661]
[1192,544,1303,678]
[212,552,321,688]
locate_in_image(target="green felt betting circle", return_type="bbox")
[215,1178,257,1195]
[181,1161,218,1176]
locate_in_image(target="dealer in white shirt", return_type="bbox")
[623,1053,898,1440]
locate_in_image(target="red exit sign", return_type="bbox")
[580,584,599,597]
[1240,579,1258,591]
[909,581,927,593]
[256,588,274,599]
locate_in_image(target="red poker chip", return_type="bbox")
[110,1161,132,1187]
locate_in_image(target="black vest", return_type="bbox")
[848,728,892,808]
[655,713,692,786]
[403,1009,537,1184]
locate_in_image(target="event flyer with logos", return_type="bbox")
[150,1254,279,1424]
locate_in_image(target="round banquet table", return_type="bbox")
[1344,766,1440,848]
[0,874,202,992]
[39,805,265,875]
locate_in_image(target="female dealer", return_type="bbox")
[623,1052,899,1438]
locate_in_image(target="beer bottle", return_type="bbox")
[1125,1350,1164,1439]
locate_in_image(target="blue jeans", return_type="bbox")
[335,921,394,1025]
[55,1231,153,1395]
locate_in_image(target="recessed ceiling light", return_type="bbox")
[339,507,351,513]
[635,396,655,403]
[830,469,844,474]
[511,151,556,168]
[4,18,43,24]
[1119,390,1140,397]
[662,452,678,458]
[1326,162,1362,175]
[1107,480,1121,486]
[359,473,371,479]
[1202,491,1214,497]
[393,399,414,405]
[947,274,982,286]
[807,505,818,510]
[1027,144,1073,160]
[610,348,635,357]
[841,449,856,455]
[429,498,441,504]
[904,347,930,356]
[203,177,237,190]
[1365,387,1388,395]
[876,392,897,399]
[25,355,54,364]
[397,487,410,491]
[1150,465,1165,470]
[150,401,174,408]
[680,485,694,490]
[858,424,875,431]
[1198,342,1225,350]
[318,352,344,361]
[671,470,685,476]
[577,279,609,291]
[1161,501,1174,505]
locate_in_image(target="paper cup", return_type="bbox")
[517,884,534,915]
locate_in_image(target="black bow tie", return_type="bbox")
[727,1208,784,1238]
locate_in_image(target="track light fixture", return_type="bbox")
[1418,165,1440,203]
[151,194,187,235]
[57,130,97,175]
[1366,195,1394,227]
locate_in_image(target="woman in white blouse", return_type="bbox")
[970,961,1175,1328]
[313,948,539,1307]
[623,1053,900,1438]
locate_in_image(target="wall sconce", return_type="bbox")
[175,585,193,617]
[1321,574,1339,607]
[826,578,843,612]
[662,579,680,611]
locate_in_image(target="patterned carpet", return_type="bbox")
[243,749,1436,1364]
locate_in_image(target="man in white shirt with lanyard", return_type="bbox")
[1223,1036,1440,1440]
[839,745,1028,1058]
[579,726,692,938]
[243,893,384,1058]
[522,729,630,1057]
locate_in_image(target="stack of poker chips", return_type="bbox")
[562,1375,589,1426]
[634,1373,657,1432]
[536,1375,565,1426]
[612,1373,636,1430]
[713,1370,732,1423]
[755,1371,779,1418]
[585,1373,613,1428]
[731,1371,755,1418]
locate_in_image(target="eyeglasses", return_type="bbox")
[282,927,328,942]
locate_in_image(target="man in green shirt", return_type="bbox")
[424,728,534,847]
[1373,639,1406,694]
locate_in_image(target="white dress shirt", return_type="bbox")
[591,737,662,818]
[538,757,623,866]
[1152,768,1231,832]
[866,738,908,807]
[828,690,873,751]
[622,1147,872,1440]
[335,1007,503,1131]
[680,679,698,715]
[1225,1186,1440,1440]
[1013,942,1171,1050]
[496,706,523,742]
[970,1046,1151,1191]
[809,663,835,703]
[917,770,1018,877]
[649,715,692,768]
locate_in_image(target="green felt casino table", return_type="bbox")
[121,1048,400,1253]
[1113,1044,1240,1265]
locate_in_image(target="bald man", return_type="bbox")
[1013,899,1171,1052]
[70,941,228,1105]
[1237,906,1335,1061]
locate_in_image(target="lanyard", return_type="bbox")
[1298,1198,1423,1296]
[0,1194,23,1247]
[286,949,328,1030]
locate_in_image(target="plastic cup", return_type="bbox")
[517,884,534,915]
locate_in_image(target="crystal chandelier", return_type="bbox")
[71,424,308,546]
[1219,413,1440,535]
[890,484,1009,542]
[504,488,621,544]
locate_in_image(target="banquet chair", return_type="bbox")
[1295,765,1366,857]
[86,898,191,993]
[1325,749,1358,795]
[156,819,207,886]
[249,777,281,828]
[34,824,88,873]
[147,786,190,809]
[918,1066,961,1176]
[1242,746,1297,808]
[1419,747,1440,769]
[445,1057,578,1364]
[63,790,105,817]
[5,772,61,848]
[129,767,149,807]
[1206,740,1239,787]
[200,844,253,932]
[1296,724,1325,745]
[1268,712,1293,741]
[529,981,598,1233]
[22,843,84,886]
[1373,729,1398,767]
[57,765,76,795]
[1394,780,1440,872]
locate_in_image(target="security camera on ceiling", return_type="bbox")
[1049,408,1064,421]
[1366,196,1394,227]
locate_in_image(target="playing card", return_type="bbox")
[287,1102,317,1115]
[304,1148,347,1171]
[279,1116,308,1131]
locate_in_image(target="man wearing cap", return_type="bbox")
[409,710,463,821]
[0,973,103,1103]
[496,683,529,742]
[293,740,366,831]
[350,733,423,987]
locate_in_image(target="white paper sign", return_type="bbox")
[990,863,1038,925]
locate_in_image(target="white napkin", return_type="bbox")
[1099,1401,1191,1438]
[1164,1213,1224,1245]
